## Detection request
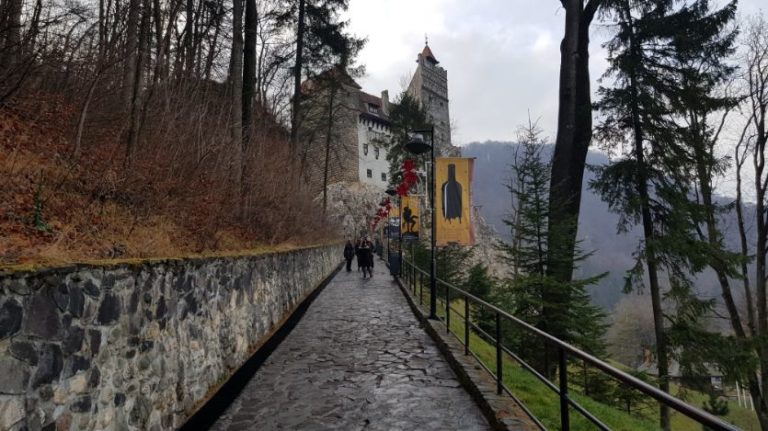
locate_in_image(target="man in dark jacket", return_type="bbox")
[357,238,374,278]
[343,240,355,272]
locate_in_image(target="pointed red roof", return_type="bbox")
[421,45,439,64]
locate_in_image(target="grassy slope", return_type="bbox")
[405,279,758,430]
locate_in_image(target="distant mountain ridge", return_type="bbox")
[463,141,747,310]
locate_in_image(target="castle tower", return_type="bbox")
[407,43,453,155]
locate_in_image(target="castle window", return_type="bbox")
[374,148,380,159]
[381,173,387,182]
[367,169,373,178]
[368,104,379,114]
[363,144,369,156]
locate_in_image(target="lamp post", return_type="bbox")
[405,126,436,319]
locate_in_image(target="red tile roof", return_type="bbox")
[358,91,390,125]
[421,45,438,64]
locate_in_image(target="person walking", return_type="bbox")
[343,240,355,272]
[355,238,362,271]
[364,237,375,278]
[358,238,374,279]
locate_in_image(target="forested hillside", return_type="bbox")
[0,0,360,266]
[465,141,752,311]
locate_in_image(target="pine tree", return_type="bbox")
[497,119,606,375]
[592,1,737,428]
[382,91,431,187]
[462,263,497,334]
[275,0,363,145]
[409,240,472,288]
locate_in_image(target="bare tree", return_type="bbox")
[735,14,768,430]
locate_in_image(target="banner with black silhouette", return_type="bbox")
[400,195,420,241]
[436,157,475,246]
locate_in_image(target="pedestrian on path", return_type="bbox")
[355,238,362,271]
[357,238,374,279]
[343,240,355,272]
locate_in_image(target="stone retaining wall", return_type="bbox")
[0,245,340,430]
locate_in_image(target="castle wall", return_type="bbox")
[299,84,360,193]
[357,118,392,189]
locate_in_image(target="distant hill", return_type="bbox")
[463,141,748,310]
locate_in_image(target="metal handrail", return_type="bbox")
[399,259,738,431]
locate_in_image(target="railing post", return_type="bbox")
[419,273,423,306]
[496,312,502,395]
[408,262,412,287]
[464,295,469,355]
[559,346,570,431]
[406,262,409,286]
[445,282,450,333]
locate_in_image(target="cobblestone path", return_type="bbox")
[210,261,491,431]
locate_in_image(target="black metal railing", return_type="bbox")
[399,258,738,431]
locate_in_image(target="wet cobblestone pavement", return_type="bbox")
[210,262,491,430]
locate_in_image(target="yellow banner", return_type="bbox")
[400,195,420,240]
[436,158,474,246]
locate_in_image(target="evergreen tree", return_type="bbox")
[381,91,431,187]
[463,263,494,299]
[592,1,737,428]
[275,0,363,145]
[497,119,606,375]
[409,240,472,288]
[462,263,497,333]
[702,392,729,431]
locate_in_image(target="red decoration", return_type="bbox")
[396,183,409,197]
[397,159,420,197]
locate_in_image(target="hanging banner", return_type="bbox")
[400,195,420,241]
[436,157,475,246]
[388,216,400,239]
[383,204,399,239]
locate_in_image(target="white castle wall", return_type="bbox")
[357,118,392,189]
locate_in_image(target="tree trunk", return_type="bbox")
[230,0,243,184]
[735,139,757,336]
[634,110,670,431]
[0,0,23,68]
[240,0,256,217]
[125,0,149,169]
[755,128,768,431]
[73,74,100,158]
[24,0,41,58]
[123,0,140,107]
[203,18,221,80]
[183,0,194,76]
[547,0,598,285]
[621,3,668,426]
[289,0,306,146]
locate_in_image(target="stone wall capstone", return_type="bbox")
[0,244,340,430]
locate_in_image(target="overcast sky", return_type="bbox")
[346,0,765,146]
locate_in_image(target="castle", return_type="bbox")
[299,43,453,192]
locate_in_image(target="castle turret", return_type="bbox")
[407,43,454,155]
